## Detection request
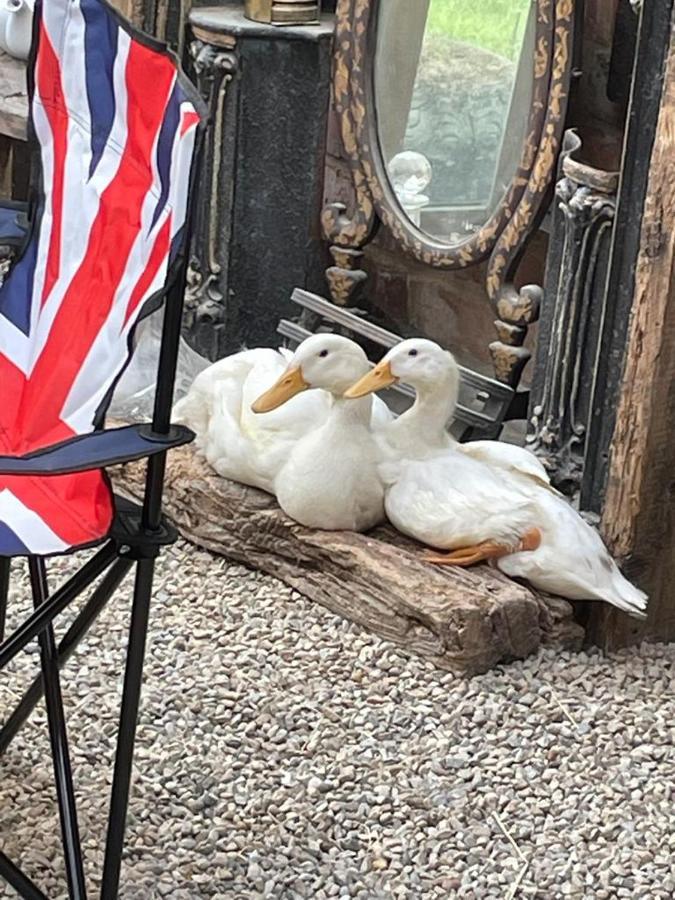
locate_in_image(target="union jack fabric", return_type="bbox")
[0,0,203,556]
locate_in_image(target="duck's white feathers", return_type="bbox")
[459,440,553,490]
[383,450,535,551]
[275,396,385,531]
[453,442,644,611]
[172,348,283,443]
[172,348,330,493]
[173,342,394,526]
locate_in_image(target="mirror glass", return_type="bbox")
[374,0,536,244]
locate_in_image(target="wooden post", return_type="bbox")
[587,5,675,647]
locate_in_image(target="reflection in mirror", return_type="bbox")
[375,0,535,245]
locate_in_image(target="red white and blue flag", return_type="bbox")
[0,0,202,555]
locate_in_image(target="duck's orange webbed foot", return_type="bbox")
[421,541,510,567]
[422,527,541,568]
[519,527,541,552]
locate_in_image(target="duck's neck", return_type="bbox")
[391,372,458,453]
[323,365,373,428]
[329,392,372,427]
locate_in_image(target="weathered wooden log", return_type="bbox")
[112,445,583,675]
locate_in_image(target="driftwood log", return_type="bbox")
[113,445,584,675]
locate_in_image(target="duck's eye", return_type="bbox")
[319,349,329,358]
[408,349,418,357]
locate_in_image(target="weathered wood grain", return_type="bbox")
[0,52,28,142]
[112,444,583,675]
[591,13,675,648]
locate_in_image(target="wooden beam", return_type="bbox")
[112,443,583,675]
[589,9,675,647]
[581,0,675,512]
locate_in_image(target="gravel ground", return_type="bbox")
[1,541,674,900]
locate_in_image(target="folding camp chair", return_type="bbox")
[0,0,205,896]
[0,200,29,254]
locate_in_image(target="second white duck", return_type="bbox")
[345,339,647,617]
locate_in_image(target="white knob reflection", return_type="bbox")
[388,151,432,227]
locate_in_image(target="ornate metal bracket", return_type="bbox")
[184,40,238,359]
[319,0,377,309]
[485,0,576,387]
[527,131,619,495]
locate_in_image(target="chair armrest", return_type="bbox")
[0,424,194,475]
[0,200,29,248]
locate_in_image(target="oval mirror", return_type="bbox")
[372,0,538,255]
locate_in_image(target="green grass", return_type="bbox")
[425,0,532,60]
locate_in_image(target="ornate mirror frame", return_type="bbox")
[322,0,576,390]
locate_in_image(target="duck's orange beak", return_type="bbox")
[251,366,309,413]
[344,360,397,399]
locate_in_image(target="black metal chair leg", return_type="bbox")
[0,556,10,643]
[0,558,133,757]
[100,556,156,900]
[0,542,117,671]
[29,558,88,900]
[0,850,48,900]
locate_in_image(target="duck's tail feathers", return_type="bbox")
[601,567,648,619]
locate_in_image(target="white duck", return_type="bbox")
[344,338,647,617]
[251,334,390,531]
[173,346,331,494]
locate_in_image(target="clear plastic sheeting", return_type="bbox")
[109,307,210,422]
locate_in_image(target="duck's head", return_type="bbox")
[344,338,458,398]
[251,334,370,413]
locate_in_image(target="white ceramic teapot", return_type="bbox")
[0,0,35,61]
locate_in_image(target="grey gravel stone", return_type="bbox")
[0,540,673,899]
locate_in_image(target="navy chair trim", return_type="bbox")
[0,424,194,476]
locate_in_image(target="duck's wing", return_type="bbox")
[173,347,301,482]
[460,440,556,491]
[205,390,285,494]
[384,451,535,551]
[197,349,293,491]
[208,347,331,489]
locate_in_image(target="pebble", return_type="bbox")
[1,540,673,898]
